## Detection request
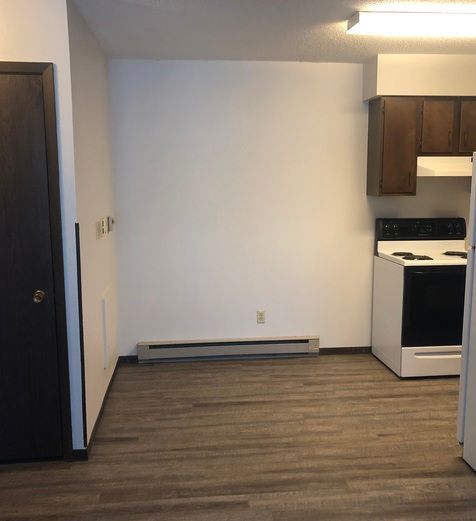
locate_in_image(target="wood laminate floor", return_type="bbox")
[1,354,476,521]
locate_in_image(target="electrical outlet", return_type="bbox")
[101,218,108,235]
[96,220,104,240]
[96,218,108,239]
[257,310,266,324]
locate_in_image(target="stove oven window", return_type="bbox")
[402,266,466,347]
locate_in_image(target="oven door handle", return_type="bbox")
[410,269,465,275]
[414,351,462,359]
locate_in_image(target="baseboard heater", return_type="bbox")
[137,336,319,363]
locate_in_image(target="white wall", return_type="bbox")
[109,60,470,355]
[0,0,83,448]
[369,177,470,219]
[363,54,476,100]
[67,0,118,442]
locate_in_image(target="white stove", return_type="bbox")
[372,218,467,378]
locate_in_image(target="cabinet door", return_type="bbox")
[381,98,420,195]
[460,100,476,153]
[421,100,456,153]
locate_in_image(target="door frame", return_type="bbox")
[0,62,73,459]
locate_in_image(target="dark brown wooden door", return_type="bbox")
[381,98,420,195]
[459,100,476,153]
[421,100,456,154]
[0,67,67,461]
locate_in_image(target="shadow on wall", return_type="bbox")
[366,177,471,224]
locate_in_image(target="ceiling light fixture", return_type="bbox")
[347,11,476,37]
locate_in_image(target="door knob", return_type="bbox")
[33,290,46,304]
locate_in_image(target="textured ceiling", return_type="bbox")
[72,0,476,63]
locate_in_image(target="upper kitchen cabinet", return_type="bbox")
[421,98,476,155]
[367,95,476,196]
[367,97,420,196]
[421,99,457,154]
[460,100,476,153]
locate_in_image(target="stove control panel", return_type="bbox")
[376,218,466,241]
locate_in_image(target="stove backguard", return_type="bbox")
[375,217,466,255]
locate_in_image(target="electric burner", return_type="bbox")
[402,255,434,261]
[444,251,467,256]
[392,251,414,256]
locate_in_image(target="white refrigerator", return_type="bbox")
[458,151,476,470]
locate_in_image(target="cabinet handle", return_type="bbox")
[448,130,452,147]
[464,132,469,146]
[408,171,412,187]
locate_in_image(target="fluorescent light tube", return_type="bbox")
[347,11,476,37]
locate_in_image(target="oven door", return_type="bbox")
[402,265,466,347]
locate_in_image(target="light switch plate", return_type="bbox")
[107,216,114,232]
